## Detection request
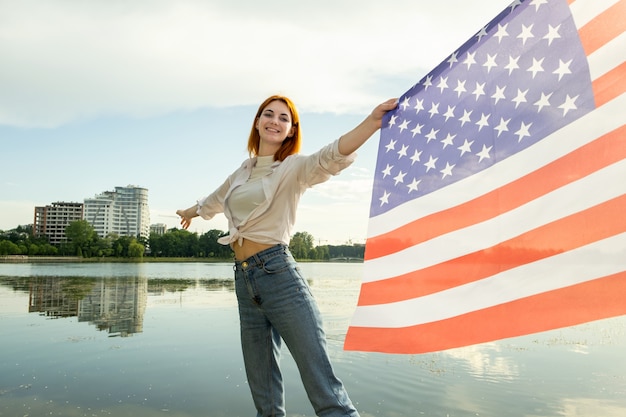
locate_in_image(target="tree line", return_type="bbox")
[0,221,365,261]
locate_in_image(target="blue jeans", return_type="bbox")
[234,244,359,417]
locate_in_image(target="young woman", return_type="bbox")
[177,95,397,417]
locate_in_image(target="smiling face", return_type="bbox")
[255,100,296,156]
[246,95,301,161]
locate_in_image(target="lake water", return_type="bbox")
[1,262,625,417]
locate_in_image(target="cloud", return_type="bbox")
[0,0,510,127]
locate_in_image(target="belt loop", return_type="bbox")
[252,253,261,268]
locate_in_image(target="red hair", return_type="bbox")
[247,95,301,161]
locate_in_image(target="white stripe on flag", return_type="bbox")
[351,231,626,328]
[588,32,626,80]
[363,153,626,282]
[570,0,620,28]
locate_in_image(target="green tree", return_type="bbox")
[328,244,365,259]
[39,243,59,256]
[65,220,98,257]
[148,233,164,257]
[198,229,231,258]
[111,235,133,257]
[94,235,114,257]
[149,229,198,257]
[179,229,199,257]
[0,240,21,255]
[128,239,145,258]
[28,243,39,256]
[289,231,315,259]
[314,245,329,260]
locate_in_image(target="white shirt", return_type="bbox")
[196,139,356,246]
[227,155,274,225]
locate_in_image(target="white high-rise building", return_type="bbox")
[83,185,150,240]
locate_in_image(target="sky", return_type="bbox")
[0,0,512,244]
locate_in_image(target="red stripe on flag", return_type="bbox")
[577,0,626,56]
[345,271,626,354]
[592,61,626,107]
[364,124,626,262]
[359,193,626,306]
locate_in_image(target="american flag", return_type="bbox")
[345,0,626,354]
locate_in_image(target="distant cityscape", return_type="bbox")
[32,185,167,245]
[1,184,364,260]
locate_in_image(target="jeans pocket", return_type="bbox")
[261,254,292,275]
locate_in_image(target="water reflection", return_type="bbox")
[446,343,520,382]
[1,266,626,417]
[0,276,235,338]
[79,278,147,336]
[1,276,147,337]
[540,398,626,417]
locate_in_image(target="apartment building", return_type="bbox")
[150,223,167,236]
[33,202,84,245]
[83,185,150,240]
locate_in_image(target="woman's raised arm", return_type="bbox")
[337,98,398,155]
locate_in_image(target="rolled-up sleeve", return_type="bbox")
[321,138,357,173]
[196,177,230,220]
[300,139,357,186]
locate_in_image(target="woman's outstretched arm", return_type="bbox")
[337,98,398,155]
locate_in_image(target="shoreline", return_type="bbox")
[0,255,230,263]
[0,256,363,264]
